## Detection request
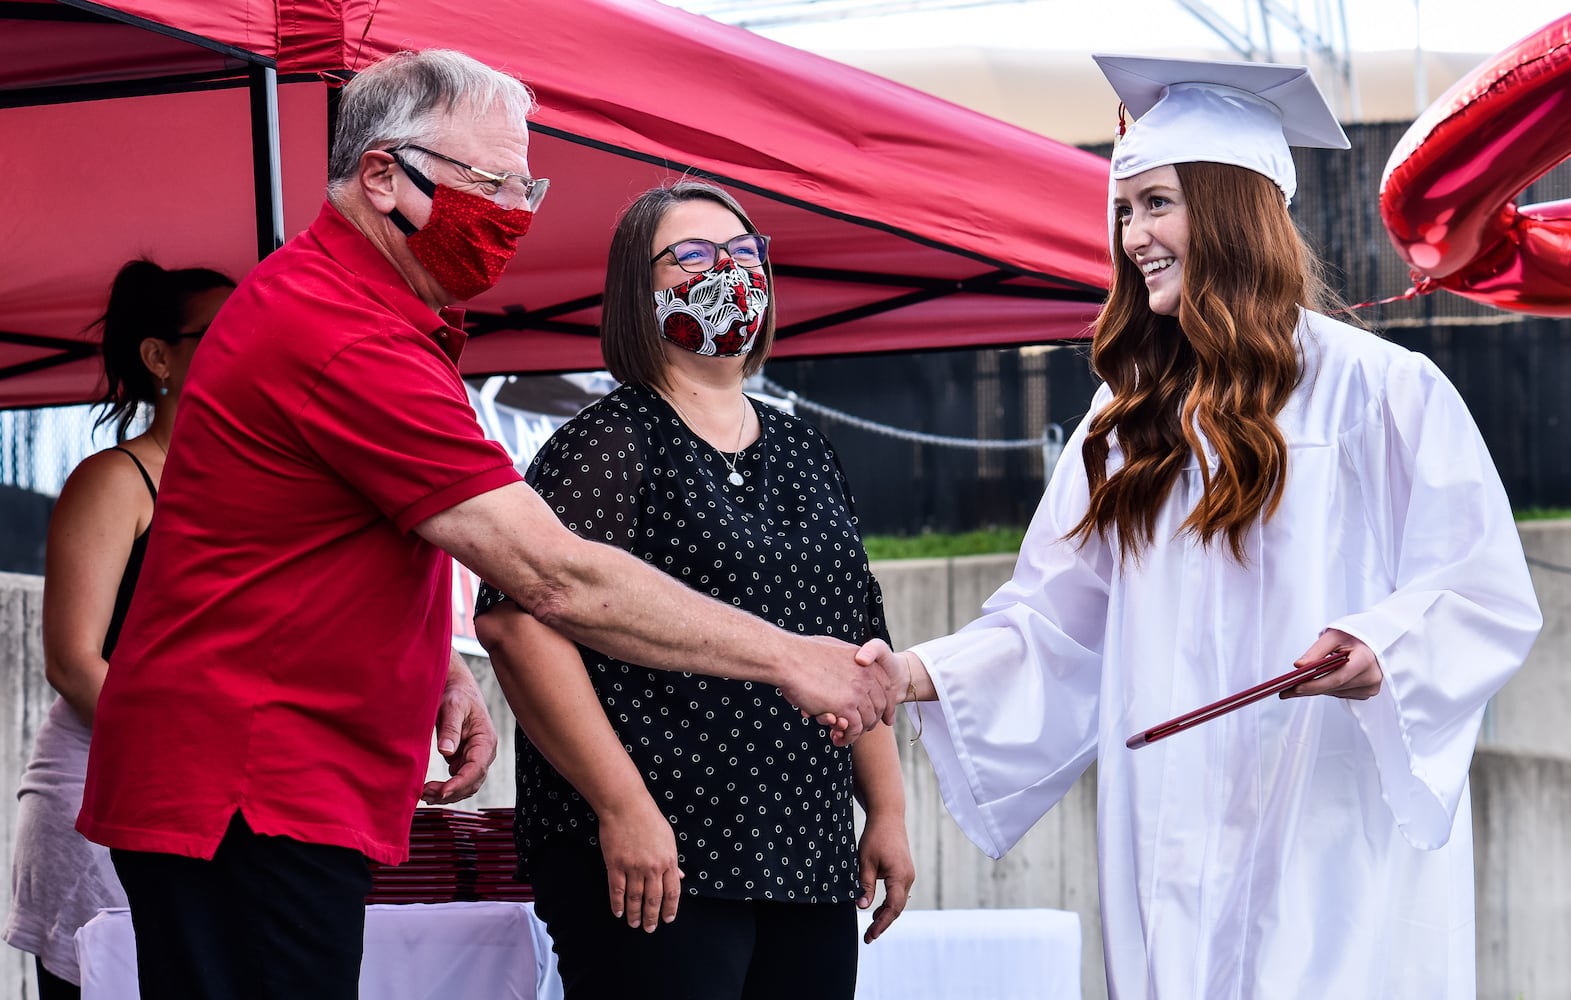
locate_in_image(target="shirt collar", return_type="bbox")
[433,308,468,364]
[308,200,469,363]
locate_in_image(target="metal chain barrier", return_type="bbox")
[759,376,1061,451]
[759,378,1571,575]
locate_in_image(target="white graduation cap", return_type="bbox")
[1092,54,1350,204]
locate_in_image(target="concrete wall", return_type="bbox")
[1473,748,1571,1000]
[3,519,1570,999]
[871,554,1105,995]
[867,531,1571,1000]
[1495,520,1571,757]
[0,573,44,997]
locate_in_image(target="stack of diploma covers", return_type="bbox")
[365,808,531,904]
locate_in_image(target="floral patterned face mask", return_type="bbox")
[653,261,769,357]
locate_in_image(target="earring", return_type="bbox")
[158,377,169,397]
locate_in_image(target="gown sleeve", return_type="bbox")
[1332,352,1541,849]
[909,390,1115,858]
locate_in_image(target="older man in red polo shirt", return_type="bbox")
[78,49,895,1000]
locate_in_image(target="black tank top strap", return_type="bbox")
[103,446,158,659]
[111,445,158,501]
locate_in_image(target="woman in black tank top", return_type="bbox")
[3,260,233,999]
[98,446,158,661]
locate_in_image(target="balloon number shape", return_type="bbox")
[1380,14,1571,316]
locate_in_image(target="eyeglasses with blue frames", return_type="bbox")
[387,143,550,212]
[652,234,771,272]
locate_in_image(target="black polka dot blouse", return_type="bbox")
[475,383,890,903]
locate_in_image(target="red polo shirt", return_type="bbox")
[78,201,522,864]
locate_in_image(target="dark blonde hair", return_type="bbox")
[599,181,776,391]
[1071,161,1332,563]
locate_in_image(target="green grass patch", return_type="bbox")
[865,509,1569,560]
[1516,507,1571,522]
[863,527,1026,561]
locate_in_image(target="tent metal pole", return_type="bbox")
[327,85,342,160]
[249,65,285,259]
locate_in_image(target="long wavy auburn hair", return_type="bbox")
[1069,161,1335,564]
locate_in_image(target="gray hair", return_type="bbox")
[326,49,537,196]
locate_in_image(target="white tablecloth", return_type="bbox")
[77,901,549,1000]
[856,908,1081,1000]
[78,902,1077,1000]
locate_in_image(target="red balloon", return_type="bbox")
[1380,14,1571,315]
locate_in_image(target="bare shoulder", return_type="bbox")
[52,445,156,531]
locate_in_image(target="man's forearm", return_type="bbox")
[529,548,801,685]
[424,483,798,685]
[421,482,889,735]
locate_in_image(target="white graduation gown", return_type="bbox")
[911,311,1541,1000]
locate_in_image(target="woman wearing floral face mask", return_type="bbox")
[473,181,913,1000]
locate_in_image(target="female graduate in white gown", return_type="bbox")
[858,56,1542,1000]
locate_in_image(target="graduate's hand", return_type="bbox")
[854,639,913,710]
[599,792,683,932]
[1284,628,1383,700]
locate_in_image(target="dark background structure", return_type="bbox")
[768,120,1571,536]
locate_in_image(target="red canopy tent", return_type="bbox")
[0,0,1112,410]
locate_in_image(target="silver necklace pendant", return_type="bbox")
[727,469,745,486]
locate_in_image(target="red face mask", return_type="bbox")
[403,184,534,301]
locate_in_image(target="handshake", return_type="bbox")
[780,637,922,746]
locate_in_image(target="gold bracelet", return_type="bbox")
[906,665,923,746]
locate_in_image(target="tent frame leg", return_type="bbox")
[249,65,284,258]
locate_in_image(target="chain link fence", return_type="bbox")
[0,405,118,498]
[0,405,112,574]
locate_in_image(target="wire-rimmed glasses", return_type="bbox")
[388,143,550,212]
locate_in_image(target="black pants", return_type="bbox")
[34,958,78,1000]
[110,811,372,1000]
[532,841,858,1000]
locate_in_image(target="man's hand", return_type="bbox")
[857,811,915,943]
[598,793,683,932]
[422,653,499,804]
[777,635,900,745]
[1283,628,1384,701]
[806,639,917,743]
